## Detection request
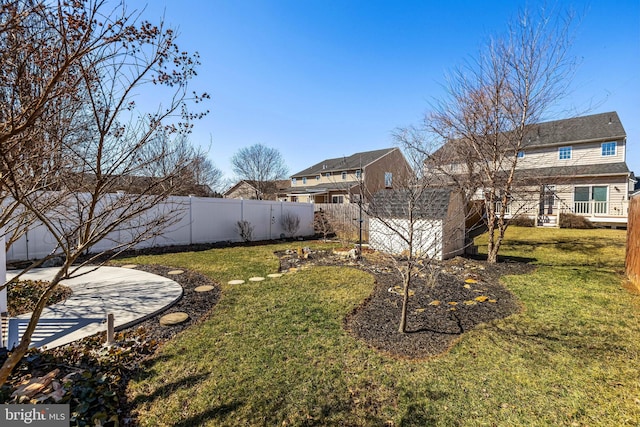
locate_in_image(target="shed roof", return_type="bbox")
[371,188,453,219]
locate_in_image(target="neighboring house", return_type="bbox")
[368,188,466,260]
[223,180,289,200]
[284,148,412,203]
[431,111,633,228]
[69,173,219,197]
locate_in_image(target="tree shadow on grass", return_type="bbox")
[172,401,243,427]
[399,403,440,427]
[399,390,448,427]
[468,253,537,264]
[129,372,211,408]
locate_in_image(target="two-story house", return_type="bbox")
[284,148,412,203]
[432,111,634,227]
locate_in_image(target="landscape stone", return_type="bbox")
[159,312,189,326]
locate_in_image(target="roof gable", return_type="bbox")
[291,148,397,177]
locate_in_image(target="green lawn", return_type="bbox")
[124,228,640,426]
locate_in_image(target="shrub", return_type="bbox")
[236,220,254,242]
[508,215,535,227]
[313,209,334,240]
[281,212,301,238]
[559,213,594,229]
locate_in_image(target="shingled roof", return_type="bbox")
[522,111,626,148]
[371,188,453,219]
[434,111,626,161]
[291,148,397,177]
[514,162,629,180]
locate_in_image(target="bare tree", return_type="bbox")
[138,133,223,196]
[366,142,467,333]
[0,0,90,252]
[191,153,224,195]
[0,0,208,386]
[230,143,288,199]
[418,7,577,263]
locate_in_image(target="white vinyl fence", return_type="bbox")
[5,196,314,262]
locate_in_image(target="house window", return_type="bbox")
[559,146,572,160]
[355,169,361,179]
[302,177,307,184]
[601,142,616,156]
[316,175,320,181]
[291,178,297,186]
[384,172,392,188]
[325,172,331,178]
[517,151,525,159]
[341,171,347,180]
[332,195,344,203]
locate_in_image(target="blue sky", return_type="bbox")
[127,0,640,184]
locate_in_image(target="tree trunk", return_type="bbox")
[0,270,65,387]
[486,219,498,263]
[398,274,410,333]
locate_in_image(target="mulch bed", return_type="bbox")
[277,248,534,359]
[117,265,221,341]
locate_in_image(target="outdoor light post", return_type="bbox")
[358,196,363,256]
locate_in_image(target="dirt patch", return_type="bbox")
[276,248,534,359]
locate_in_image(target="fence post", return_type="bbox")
[189,195,193,245]
[106,313,115,346]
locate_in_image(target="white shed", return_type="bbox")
[368,188,466,260]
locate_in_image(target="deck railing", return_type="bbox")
[498,200,628,217]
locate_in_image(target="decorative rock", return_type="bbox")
[159,312,189,326]
[194,285,214,292]
[228,279,245,285]
[167,270,184,275]
[267,273,283,278]
[249,277,265,282]
[121,264,137,269]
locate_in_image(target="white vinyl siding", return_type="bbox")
[516,140,625,169]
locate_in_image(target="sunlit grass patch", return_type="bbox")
[475,226,627,268]
[124,233,640,426]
